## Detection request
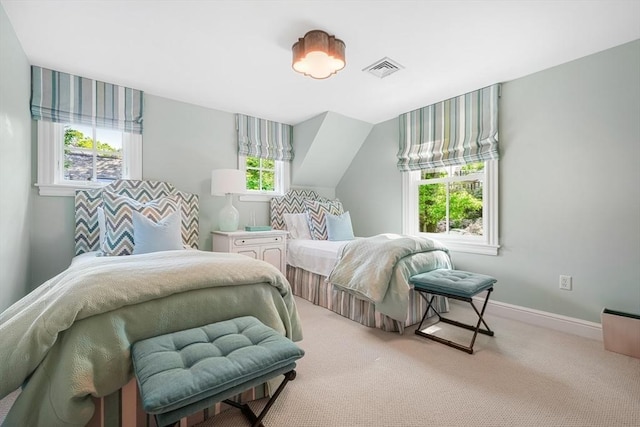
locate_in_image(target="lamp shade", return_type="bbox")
[211,169,246,196]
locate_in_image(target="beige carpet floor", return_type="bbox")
[196,297,640,427]
[2,296,639,426]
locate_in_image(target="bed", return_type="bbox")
[270,189,452,334]
[0,180,302,427]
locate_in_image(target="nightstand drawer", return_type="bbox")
[233,236,283,247]
[211,230,288,275]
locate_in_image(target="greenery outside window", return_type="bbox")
[402,159,499,255]
[239,155,289,200]
[36,121,142,196]
[246,157,275,191]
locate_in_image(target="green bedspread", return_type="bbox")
[0,250,302,427]
[328,233,452,321]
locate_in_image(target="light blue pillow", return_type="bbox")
[132,210,183,255]
[325,211,355,241]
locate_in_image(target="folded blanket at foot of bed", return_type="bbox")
[327,233,452,321]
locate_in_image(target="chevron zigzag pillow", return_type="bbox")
[102,192,181,256]
[304,199,344,240]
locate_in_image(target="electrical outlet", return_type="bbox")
[559,275,572,290]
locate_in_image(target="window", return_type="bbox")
[402,160,499,255]
[235,114,293,201]
[36,121,142,196]
[239,155,289,200]
[246,156,275,191]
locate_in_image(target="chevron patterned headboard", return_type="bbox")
[270,189,322,230]
[74,180,199,255]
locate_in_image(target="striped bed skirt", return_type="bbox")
[286,265,448,334]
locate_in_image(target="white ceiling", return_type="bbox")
[2,0,639,125]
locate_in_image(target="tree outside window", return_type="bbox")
[246,157,275,191]
[418,162,484,236]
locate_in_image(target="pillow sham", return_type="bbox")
[326,211,355,241]
[102,192,181,256]
[132,210,183,255]
[97,206,106,252]
[304,199,344,240]
[283,213,312,239]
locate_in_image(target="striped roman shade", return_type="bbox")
[397,84,500,171]
[236,114,293,161]
[31,66,143,134]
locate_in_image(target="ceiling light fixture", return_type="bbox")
[292,30,345,79]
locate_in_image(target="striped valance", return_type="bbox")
[236,114,293,161]
[31,66,143,134]
[397,84,500,171]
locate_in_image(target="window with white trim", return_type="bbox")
[403,159,499,255]
[238,155,289,199]
[36,121,142,196]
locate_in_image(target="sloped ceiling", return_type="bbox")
[292,112,373,189]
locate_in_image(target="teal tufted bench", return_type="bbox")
[131,316,304,427]
[410,269,497,354]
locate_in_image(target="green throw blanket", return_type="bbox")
[328,233,452,320]
[0,250,302,426]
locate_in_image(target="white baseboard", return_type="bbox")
[468,297,603,341]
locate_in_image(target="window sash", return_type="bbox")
[238,155,289,199]
[402,160,499,255]
[36,121,142,196]
[418,173,484,235]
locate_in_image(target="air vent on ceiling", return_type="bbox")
[363,57,404,78]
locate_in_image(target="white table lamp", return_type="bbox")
[211,169,246,232]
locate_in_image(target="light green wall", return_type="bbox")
[338,40,640,323]
[292,111,372,189]
[337,118,402,237]
[0,5,32,311]
[142,94,271,250]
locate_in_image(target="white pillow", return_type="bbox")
[283,213,312,239]
[132,210,183,255]
[97,206,106,251]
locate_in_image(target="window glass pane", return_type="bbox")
[96,152,122,183]
[418,164,484,236]
[95,127,122,183]
[261,171,275,191]
[419,182,446,233]
[64,125,93,182]
[245,156,278,192]
[246,168,260,190]
[449,179,483,236]
[421,168,447,180]
[63,124,123,182]
[262,158,275,170]
[457,162,484,176]
[247,157,260,168]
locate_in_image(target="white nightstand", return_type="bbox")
[211,230,288,274]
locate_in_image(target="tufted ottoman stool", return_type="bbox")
[131,316,304,427]
[410,269,497,354]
